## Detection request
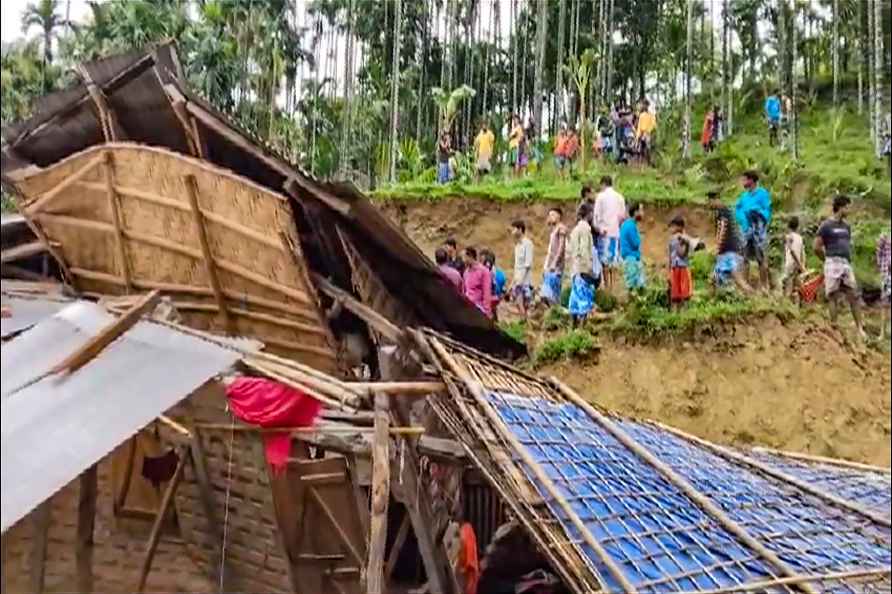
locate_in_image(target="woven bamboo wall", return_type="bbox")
[11,143,339,373]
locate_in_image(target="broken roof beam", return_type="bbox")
[0,240,46,264]
[77,64,124,142]
[312,274,406,346]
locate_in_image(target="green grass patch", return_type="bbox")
[534,329,598,365]
[499,319,527,344]
[610,290,799,338]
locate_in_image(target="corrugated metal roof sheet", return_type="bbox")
[1,301,242,533]
[1,294,70,340]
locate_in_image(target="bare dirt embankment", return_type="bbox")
[379,197,892,467]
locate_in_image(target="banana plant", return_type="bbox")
[431,84,476,134]
[562,48,596,170]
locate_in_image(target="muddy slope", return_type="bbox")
[548,317,892,467]
[381,198,712,282]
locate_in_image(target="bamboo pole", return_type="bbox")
[102,153,132,292]
[347,381,446,396]
[136,447,187,593]
[25,154,104,215]
[750,447,891,474]
[697,568,891,594]
[367,392,391,594]
[194,422,424,436]
[549,378,818,594]
[428,339,637,594]
[76,465,98,593]
[654,422,892,528]
[183,174,234,333]
[242,358,360,411]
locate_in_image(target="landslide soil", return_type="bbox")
[380,197,892,467]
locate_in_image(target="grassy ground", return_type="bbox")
[373,105,891,213]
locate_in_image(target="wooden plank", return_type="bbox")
[0,241,45,264]
[25,154,103,215]
[103,152,133,291]
[76,465,98,593]
[69,267,126,286]
[384,514,411,581]
[136,447,187,593]
[378,346,452,594]
[51,290,160,375]
[29,501,51,594]
[367,392,391,594]
[308,488,363,565]
[183,174,234,333]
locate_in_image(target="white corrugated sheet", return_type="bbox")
[1,301,243,532]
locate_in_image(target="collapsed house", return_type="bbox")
[2,46,890,594]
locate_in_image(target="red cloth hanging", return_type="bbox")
[226,377,322,474]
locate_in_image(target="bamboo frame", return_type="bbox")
[750,447,892,475]
[183,173,233,333]
[654,422,892,528]
[103,152,133,291]
[549,377,817,594]
[241,358,359,412]
[24,154,103,215]
[428,338,636,594]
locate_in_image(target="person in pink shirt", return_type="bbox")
[592,175,627,291]
[436,247,464,293]
[462,247,493,318]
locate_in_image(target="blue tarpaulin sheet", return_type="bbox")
[749,450,891,516]
[488,391,891,593]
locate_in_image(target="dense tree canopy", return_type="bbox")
[2,0,890,185]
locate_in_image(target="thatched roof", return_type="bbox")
[1,43,524,361]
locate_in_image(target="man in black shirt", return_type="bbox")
[708,191,752,295]
[444,237,466,276]
[815,195,865,339]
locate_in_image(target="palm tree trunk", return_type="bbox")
[533,0,549,135]
[606,0,616,104]
[416,0,429,144]
[869,0,876,144]
[873,0,884,157]
[777,0,786,91]
[683,0,694,159]
[340,0,356,176]
[555,0,568,131]
[858,0,865,115]
[511,0,518,114]
[389,0,402,183]
[723,0,730,136]
[833,0,840,108]
[792,0,800,161]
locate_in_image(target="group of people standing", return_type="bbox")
[434,169,891,340]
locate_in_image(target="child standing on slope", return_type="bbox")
[668,216,693,310]
[782,217,806,303]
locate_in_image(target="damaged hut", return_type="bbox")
[2,46,890,594]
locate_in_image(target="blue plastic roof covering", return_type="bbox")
[747,450,891,516]
[487,392,779,593]
[620,421,892,581]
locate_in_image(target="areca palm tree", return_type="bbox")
[21,0,63,67]
[562,48,595,170]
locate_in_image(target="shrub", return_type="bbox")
[542,306,571,331]
[535,329,598,365]
[500,320,527,344]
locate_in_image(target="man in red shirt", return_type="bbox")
[462,247,493,318]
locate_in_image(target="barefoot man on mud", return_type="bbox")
[708,191,752,295]
[814,195,866,340]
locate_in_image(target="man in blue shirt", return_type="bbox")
[765,89,782,146]
[620,203,646,294]
[735,170,772,289]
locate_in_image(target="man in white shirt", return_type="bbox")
[509,219,535,318]
[592,175,626,290]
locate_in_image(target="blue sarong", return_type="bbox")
[437,162,451,184]
[540,271,563,304]
[714,252,743,286]
[624,259,646,290]
[568,274,595,317]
